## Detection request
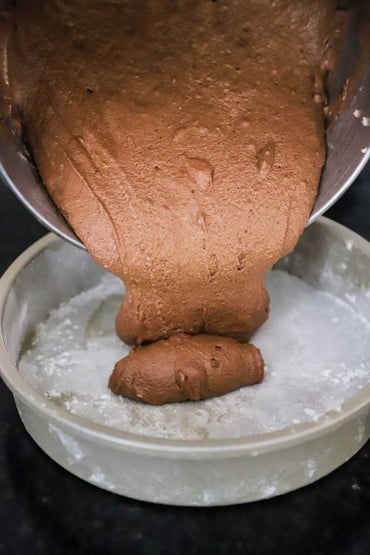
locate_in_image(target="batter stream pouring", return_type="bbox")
[1,0,368,403]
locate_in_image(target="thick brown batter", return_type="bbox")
[110,334,264,405]
[2,1,340,403]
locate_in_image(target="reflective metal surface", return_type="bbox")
[0,122,83,249]
[308,11,370,224]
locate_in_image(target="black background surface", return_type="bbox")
[0,166,369,555]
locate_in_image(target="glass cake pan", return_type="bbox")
[0,217,370,506]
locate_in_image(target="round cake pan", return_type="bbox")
[0,217,370,506]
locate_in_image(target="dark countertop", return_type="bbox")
[0,168,370,555]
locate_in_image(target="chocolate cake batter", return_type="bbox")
[110,334,264,405]
[1,1,342,404]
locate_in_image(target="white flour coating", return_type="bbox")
[19,271,370,440]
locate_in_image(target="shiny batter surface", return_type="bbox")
[3,1,338,403]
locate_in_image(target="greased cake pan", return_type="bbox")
[0,217,370,506]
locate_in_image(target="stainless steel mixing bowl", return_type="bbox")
[0,7,369,248]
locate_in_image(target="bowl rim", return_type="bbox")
[1,217,370,458]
